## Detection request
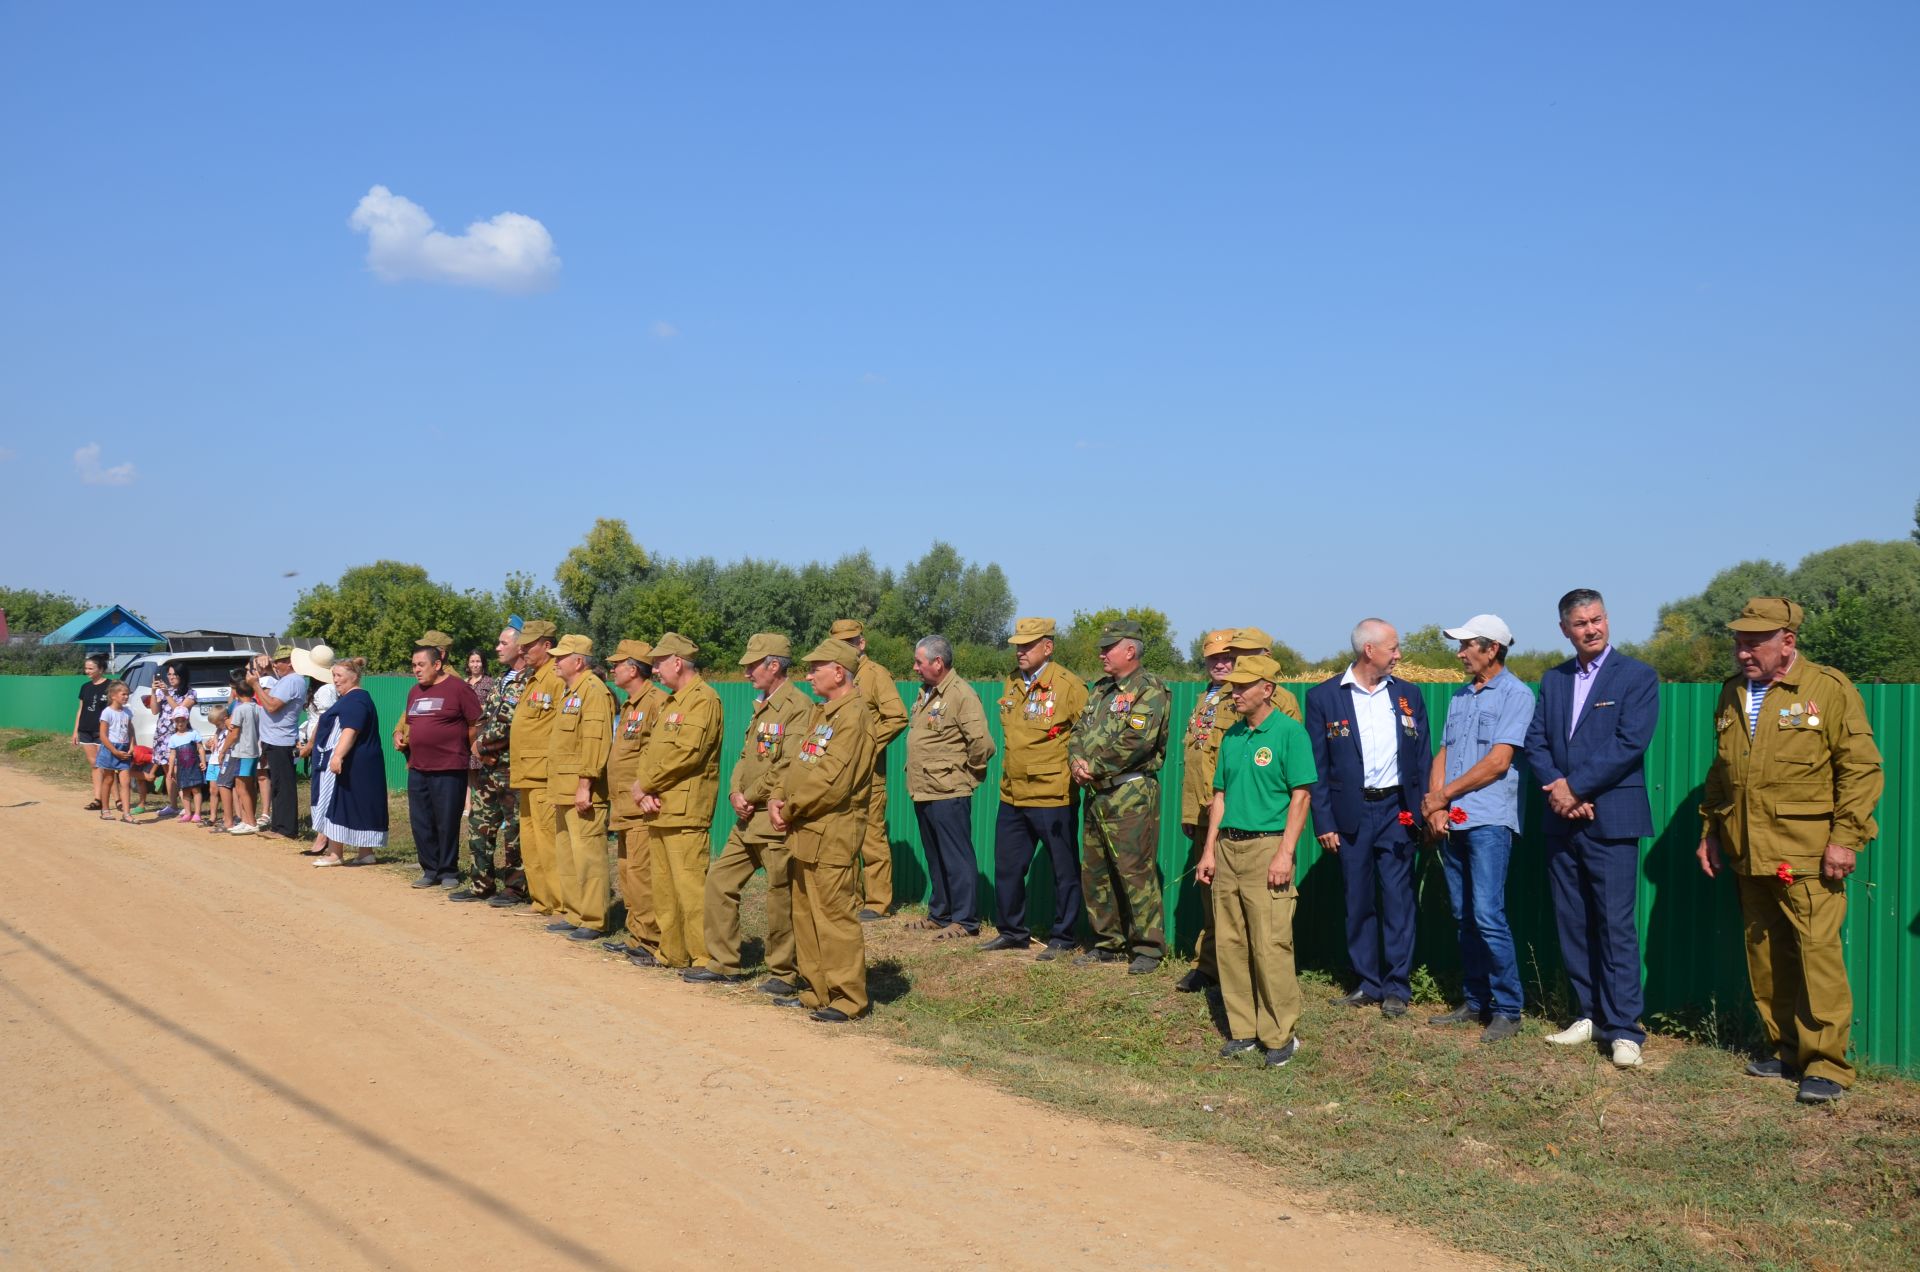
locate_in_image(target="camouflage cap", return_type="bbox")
[1007,617,1057,646]
[519,619,557,644]
[1226,626,1272,653]
[554,634,594,658]
[1097,619,1145,650]
[1200,628,1237,657]
[272,645,295,661]
[1223,654,1284,686]
[416,629,454,651]
[828,619,865,641]
[803,638,861,674]
[651,631,698,661]
[609,639,654,665]
[739,632,792,665]
[1728,597,1805,633]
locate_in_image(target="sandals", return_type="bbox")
[85,799,102,811]
[902,917,941,931]
[931,923,972,941]
[314,855,346,867]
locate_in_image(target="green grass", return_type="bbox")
[7,726,1916,1268]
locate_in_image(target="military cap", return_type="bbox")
[609,639,655,665]
[1200,628,1237,657]
[1097,619,1145,650]
[651,631,698,661]
[739,632,792,665]
[416,629,454,651]
[554,634,594,658]
[828,619,865,641]
[272,645,295,660]
[1226,626,1272,652]
[1007,617,1057,646]
[1223,654,1284,686]
[519,619,557,644]
[803,638,861,673]
[1727,597,1805,633]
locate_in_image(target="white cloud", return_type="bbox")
[649,320,679,340]
[75,442,135,486]
[347,185,560,293]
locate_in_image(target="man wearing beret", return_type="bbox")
[770,639,879,1021]
[547,634,615,941]
[686,633,813,992]
[602,639,666,962]
[630,632,723,969]
[1699,597,1884,1103]
[986,617,1089,956]
[1068,619,1173,974]
[452,624,528,907]
[508,620,567,918]
[830,618,910,921]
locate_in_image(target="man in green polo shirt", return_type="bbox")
[1195,654,1317,1068]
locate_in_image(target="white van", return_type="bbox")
[120,651,258,749]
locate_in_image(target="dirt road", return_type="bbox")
[0,766,1488,1270]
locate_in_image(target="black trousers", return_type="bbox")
[263,743,298,836]
[992,801,1081,945]
[915,797,979,931]
[409,769,469,879]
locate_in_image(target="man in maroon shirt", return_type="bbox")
[398,641,482,888]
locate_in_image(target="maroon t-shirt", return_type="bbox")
[404,676,481,772]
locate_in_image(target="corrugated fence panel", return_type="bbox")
[4,672,1916,1073]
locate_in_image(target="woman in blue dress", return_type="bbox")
[310,657,389,867]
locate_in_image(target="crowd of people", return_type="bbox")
[65,591,1884,1100]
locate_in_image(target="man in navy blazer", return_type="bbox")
[1307,618,1432,1017]
[1523,588,1660,1068]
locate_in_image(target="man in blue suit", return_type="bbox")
[1307,618,1431,1018]
[1523,588,1660,1068]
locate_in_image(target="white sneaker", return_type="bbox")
[1611,1039,1644,1068]
[227,823,258,836]
[1545,1018,1593,1046]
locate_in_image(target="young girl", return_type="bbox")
[94,682,137,823]
[226,676,262,835]
[167,713,207,823]
[204,706,233,831]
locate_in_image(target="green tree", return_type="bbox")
[871,542,1015,646]
[1788,540,1920,613]
[1628,559,1793,682]
[0,587,91,635]
[493,570,564,628]
[600,577,721,663]
[1054,607,1188,679]
[554,518,649,625]
[794,552,892,643]
[288,562,497,673]
[1800,589,1920,682]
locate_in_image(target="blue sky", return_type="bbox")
[3,3,1915,660]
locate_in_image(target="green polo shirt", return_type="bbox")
[1213,708,1317,833]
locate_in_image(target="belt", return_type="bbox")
[1362,785,1402,802]
[1221,827,1283,841]
[1093,772,1148,793]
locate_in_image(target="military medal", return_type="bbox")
[1806,698,1820,727]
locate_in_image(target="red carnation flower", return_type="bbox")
[1775,862,1795,884]
[1448,807,1468,825]
[1397,811,1416,826]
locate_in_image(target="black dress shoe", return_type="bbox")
[1126,955,1160,976]
[1428,1005,1488,1026]
[567,927,604,942]
[1330,990,1382,1008]
[856,908,884,922]
[447,889,489,903]
[1072,950,1121,966]
[771,996,806,1009]
[1034,944,1077,962]
[1174,968,1217,993]
[759,977,799,996]
[1746,1057,1799,1081]
[1381,997,1409,1018]
[601,938,632,954]
[681,967,744,984]
[626,948,659,968]
[977,934,1031,952]
[1796,1076,1845,1104]
[486,894,528,908]
[1480,1016,1523,1044]
[810,1007,853,1023]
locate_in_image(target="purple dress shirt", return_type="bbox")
[1568,645,1612,739]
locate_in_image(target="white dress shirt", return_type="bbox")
[1341,665,1401,790]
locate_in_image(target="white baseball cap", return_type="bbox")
[1443,614,1515,646]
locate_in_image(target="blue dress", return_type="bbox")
[311,687,389,849]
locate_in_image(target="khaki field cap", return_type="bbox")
[554,634,594,658]
[739,632,792,665]
[1223,654,1284,686]
[519,619,557,644]
[828,619,865,641]
[1097,619,1145,650]
[651,631,699,661]
[1727,597,1805,633]
[290,644,335,679]
[1226,627,1272,652]
[803,638,861,674]
[416,629,454,651]
[1442,614,1515,646]
[609,639,654,665]
[1200,629,1237,657]
[1007,617,1057,646]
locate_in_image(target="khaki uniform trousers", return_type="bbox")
[1735,873,1854,1086]
[1183,823,1218,978]
[551,800,610,932]
[650,827,712,968]
[1213,835,1303,1050]
[614,826,661,957]
[516,787,560,915]
[793,858,868,1017]
[701,825,796,980]
[859,767,893,911]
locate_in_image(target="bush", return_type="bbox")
[0,643,102,676]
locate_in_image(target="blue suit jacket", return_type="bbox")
[1522,649,1660,840]
[1305,673,1432,838]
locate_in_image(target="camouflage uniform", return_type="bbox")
[467,666,526,899]
[1070,666,1172,960]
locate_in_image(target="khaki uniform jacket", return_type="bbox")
[856,655,909,760]
[730,680,816,839]
[609,681,669,830]
[634,675,723,832]
[1701,657,1883,875]
[905,670,997,802]
[1180,681,1301,825]
[508,658,566,791]
[547,672,614,804]
[1070,668,1171,785]
[997,662,1088,807]
[776,691,877,866]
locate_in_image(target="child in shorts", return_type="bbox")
[94,682,137,822]
[204,706,233,831]
[167,713,207,823]
[226,676,263,835]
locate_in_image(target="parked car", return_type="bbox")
[121,650,257,749]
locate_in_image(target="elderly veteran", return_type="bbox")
[509,620,566,917]
[1195,655,1316,1068]
[985,617,1089,955]
[602,640,668,964]
[451,624,529,907]
[1174,629,1243,992]
[903,634,997,939]
[829,618,910,920]
[1699,597,1884,1104]
[546,634,615,941]
[769,639,879,1022]
[630,632,723,969]
[1067,619,1172,973]
[686,633,813,992]
[1222,628,1303,722]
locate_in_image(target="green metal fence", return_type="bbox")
[5,673,1915,1074]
